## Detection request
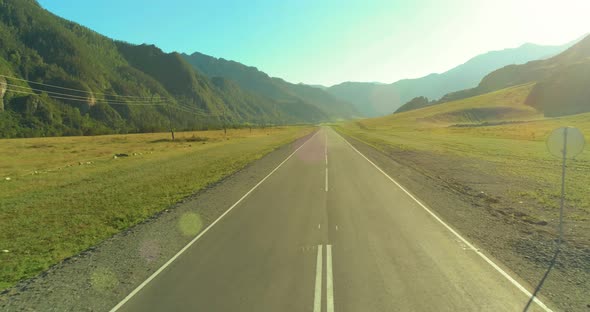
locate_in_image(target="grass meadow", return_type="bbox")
[336,83,590,228]
[0,126,314,290]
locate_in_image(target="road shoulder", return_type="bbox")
[334,130,582,311]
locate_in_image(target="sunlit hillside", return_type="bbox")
[358,83,542,128]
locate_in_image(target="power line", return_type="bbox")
[3,74,210,114]
[7,87,210,115]
[171,105,209,117]
[5,83,170,105]
[6,83,94,100]
[0,74,163,100]
[3,74,224,131]
[169,100,210,116]
[7,89,168,106]
[176,103,208,115]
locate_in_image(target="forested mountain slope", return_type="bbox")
[0,0,333,138]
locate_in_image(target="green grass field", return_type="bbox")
[336,83,590,228]
[0,126,314,290]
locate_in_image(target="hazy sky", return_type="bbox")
[38,0,590,86]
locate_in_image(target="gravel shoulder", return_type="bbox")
[0,132,316,312]
[338,131,590,312]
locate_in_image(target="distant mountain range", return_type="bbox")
[429,34,590,117]
[326,38,581,117]
[181,52,358,121]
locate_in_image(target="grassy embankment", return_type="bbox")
[336,82,590,236]
[0,126,314,290]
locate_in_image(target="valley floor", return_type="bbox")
[1,128,552,312]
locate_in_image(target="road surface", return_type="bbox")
[113,127,549,312]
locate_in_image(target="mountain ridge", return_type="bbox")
[181,52,359,120]
[326,37,581,117]
[397,34,590,117]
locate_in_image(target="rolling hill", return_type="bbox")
[372,83,540,129]
[181,52,359,120]
[396,83,543,127]
[327,39,579,117]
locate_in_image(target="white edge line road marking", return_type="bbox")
[325,167,329,192]
[325,130,329,192]
[325,131,328,165]
[110,130,320,312]
[326,245,335,312]
[333,129,553,312]
[313,245,323,312]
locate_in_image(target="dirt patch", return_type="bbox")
[340,132,590,312]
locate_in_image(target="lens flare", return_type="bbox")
[90,267,119,294]
[178,212,203,237]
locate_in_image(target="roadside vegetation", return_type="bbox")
[0,126,314,290]
[335,84,590,310]
[337,84,590,217]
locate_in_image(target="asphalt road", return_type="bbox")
[113,127,549,312]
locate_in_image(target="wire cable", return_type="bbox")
[175,103,209,115]
[0,74,163,100]
[3,74,214,116]
[5,83,170,104]
[7,89,168,106]
[7,89,210,116]
[171,105,209,117]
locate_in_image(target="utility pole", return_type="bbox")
[222,108,227,139]
[154,94,174,141]
[274,103,279,128]
[557,129,568,248]
[547,127,585,249]
[166,102,175,141]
